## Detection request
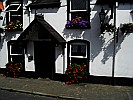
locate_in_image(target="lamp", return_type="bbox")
[99,7,106,34]
[99,7,106,24]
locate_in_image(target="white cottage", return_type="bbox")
[0,0,133,84]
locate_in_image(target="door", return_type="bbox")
[34,41,55,79]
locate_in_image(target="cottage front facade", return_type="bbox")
[0,0,133,82]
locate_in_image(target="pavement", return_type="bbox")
[0,75,133,100]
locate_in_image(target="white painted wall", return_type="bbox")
[1,0,133,78]
[0,40,8,68]
[115,4,133,78]
[25,41,35,71]
[55,45,64,74]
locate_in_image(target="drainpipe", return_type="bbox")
[112,1,116,86]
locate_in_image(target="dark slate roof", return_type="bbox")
[18,15,65,43]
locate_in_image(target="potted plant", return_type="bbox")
[65,63,88,84]
[65,16,90,29]
[120,23,133,34]
[5,61,23,78]
[5,20,23,31]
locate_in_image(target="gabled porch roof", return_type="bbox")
[18,15,66,44]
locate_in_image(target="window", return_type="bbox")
[66,0,90,29]
[70,0,88,11]
[10,43,23,55]
[70,43,87,58]
[71,44,86,56]
[68,40,90,66]
[7,40,25,66]
[5,0,23,30]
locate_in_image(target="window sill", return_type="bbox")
[5,28,23,32]
[66,26,90,29]
[65,24,90,29]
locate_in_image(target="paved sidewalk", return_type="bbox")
[0,76,133,100]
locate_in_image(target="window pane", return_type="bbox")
[11,43,23,54]
[71,11,88,20]
[11,55,23,62]
[71,0,86,10]
[71,58,87,65]
[71,44,86,56]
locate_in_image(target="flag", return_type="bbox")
[0,1,4,10]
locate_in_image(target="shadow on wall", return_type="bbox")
[0,31,21,51]
[63,5,129,64]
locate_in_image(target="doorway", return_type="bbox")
[34,41,55,79]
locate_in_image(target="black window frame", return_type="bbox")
[66,0,90,29]
[5,0,23,30]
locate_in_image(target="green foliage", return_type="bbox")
[120,23,133,34]
[5,20,23,31]
[5,62,23,78]
[65,63,88,84]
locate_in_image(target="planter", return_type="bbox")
[120,23,133,34]
[5,20,23,31]
[65,17,90,29]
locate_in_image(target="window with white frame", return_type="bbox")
[70,43,87,58]
[69,42,88,65]
[8,41,25,63]
[71,44,86,57]
[69,0,89,20]
[5,0,23,28]
[10,43,23,55]
[66,0,90,29]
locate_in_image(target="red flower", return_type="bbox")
[65,82,69,84]
[75,69,78,73]
[74,74,76,77]
[71,80,75,83]
[83,64,86,68]
[65,63,88,85]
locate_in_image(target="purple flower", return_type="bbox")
[65,17,90,29]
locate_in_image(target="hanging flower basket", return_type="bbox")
[5,61,23,78]
[120,23,133,34]
[65,17,90,29]
[5,20,23,31]
[65,63,88,85]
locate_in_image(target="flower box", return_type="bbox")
[65,17,90,29]
[5,20,23,31]
[120,23,133,34]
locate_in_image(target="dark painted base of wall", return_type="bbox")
[88,75,133,86]
[0,68,133,86]
[53,74,133,86]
